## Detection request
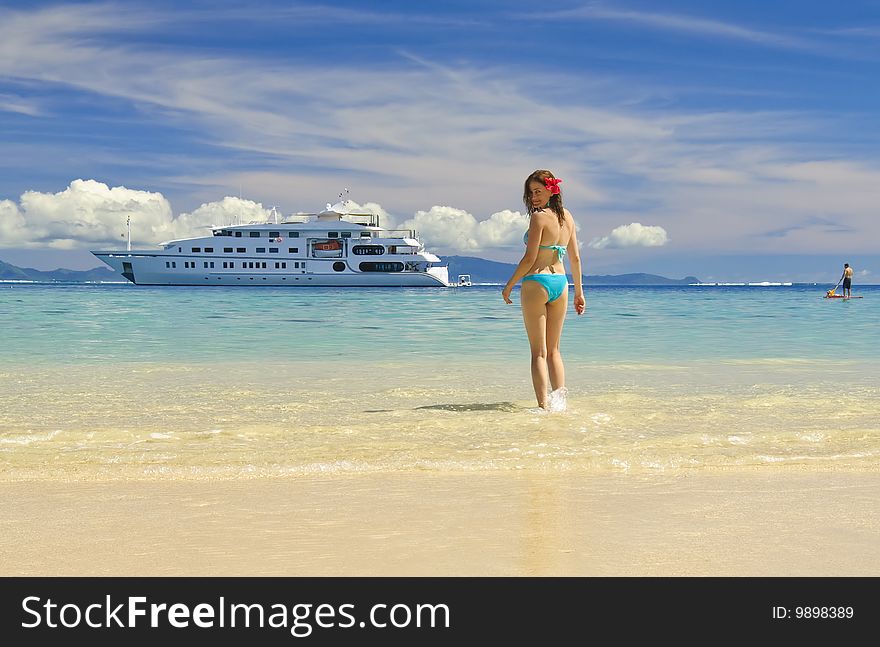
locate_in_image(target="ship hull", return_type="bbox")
[92,253,450,287]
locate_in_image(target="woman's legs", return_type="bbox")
[521,281,549,407]
[545,286,568,390]
[521,281,568,408]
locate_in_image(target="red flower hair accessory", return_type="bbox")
[544,177,562,194]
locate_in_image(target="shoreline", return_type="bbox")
[3,470,878,577]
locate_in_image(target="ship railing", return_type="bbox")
[379,229,420,241]
[281,213,379,226]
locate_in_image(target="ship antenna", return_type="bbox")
[126,215,132,251]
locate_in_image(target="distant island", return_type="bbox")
[0,258,119,282]
[442,256,699,285]
[0,255,700,286]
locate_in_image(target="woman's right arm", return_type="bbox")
[566,211,586,315]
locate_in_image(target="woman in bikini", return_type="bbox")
[502,170,586,410]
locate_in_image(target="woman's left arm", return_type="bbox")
[502,215,542,303]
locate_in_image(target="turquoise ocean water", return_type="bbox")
[1,282,878,480]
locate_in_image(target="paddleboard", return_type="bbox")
[824,295,863,299]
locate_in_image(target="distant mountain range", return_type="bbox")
[0,258,119,282]
[442,256,699,285]
[0,255,699,285]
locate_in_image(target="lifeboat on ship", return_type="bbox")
[313,239,343,257]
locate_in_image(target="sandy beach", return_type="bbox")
[2,470,877,577]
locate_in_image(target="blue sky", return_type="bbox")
[1,0,878,282]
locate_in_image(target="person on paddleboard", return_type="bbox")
[839,263,854,299]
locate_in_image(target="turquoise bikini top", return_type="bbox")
[523,231,567,259]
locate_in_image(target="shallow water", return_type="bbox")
[1,283,877,479]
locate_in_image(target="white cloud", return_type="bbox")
[0,179,269,248]
[473,209,530,248]
[589,223,669,249]
[0,181,531,254]
[0,198,27,242]
[397,206,529,252]
[174,196,270,237]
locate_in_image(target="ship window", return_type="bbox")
[261,262,267,268]
[328,231,338,238]
[203,262,209,268]
[269,231,280,238]
[274,262,279,269]
[269,248,278,253]
[235,231,242,237]
[172,262,176,268]
[359,262,404,272]
[341,231,352,238]
[360,231,372,238]
[288,231,299,238]
[256,248,266,253]
[288,248,299,254]
[192,248,201,253]
[230,262,234,268]
[205,247,214,253]
[249,231,260,238]
[352,245,385,256]
[165,262,170,268]
[333,262,345,272]
[282,262,287,269]
[237,248,246,253]
[223,262,228,268]
[224,247,233,253]
[178,247,182,252]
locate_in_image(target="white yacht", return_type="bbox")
[92,200,450,287]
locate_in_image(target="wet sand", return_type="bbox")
[2,471,878,576]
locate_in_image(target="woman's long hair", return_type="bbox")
[523,169,565,225]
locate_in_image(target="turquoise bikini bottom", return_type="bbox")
[522,273,568,303]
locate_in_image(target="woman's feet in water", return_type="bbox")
[547,386,568,412]
[528,387,568,413]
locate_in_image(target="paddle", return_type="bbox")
[826,278,842,297]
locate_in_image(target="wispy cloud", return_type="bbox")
[761,216,855,239]
[249,2,484,27]
[520,3,836,55]
[1,2,878,259]
[0,94,43,117]
[813,26,880,38]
